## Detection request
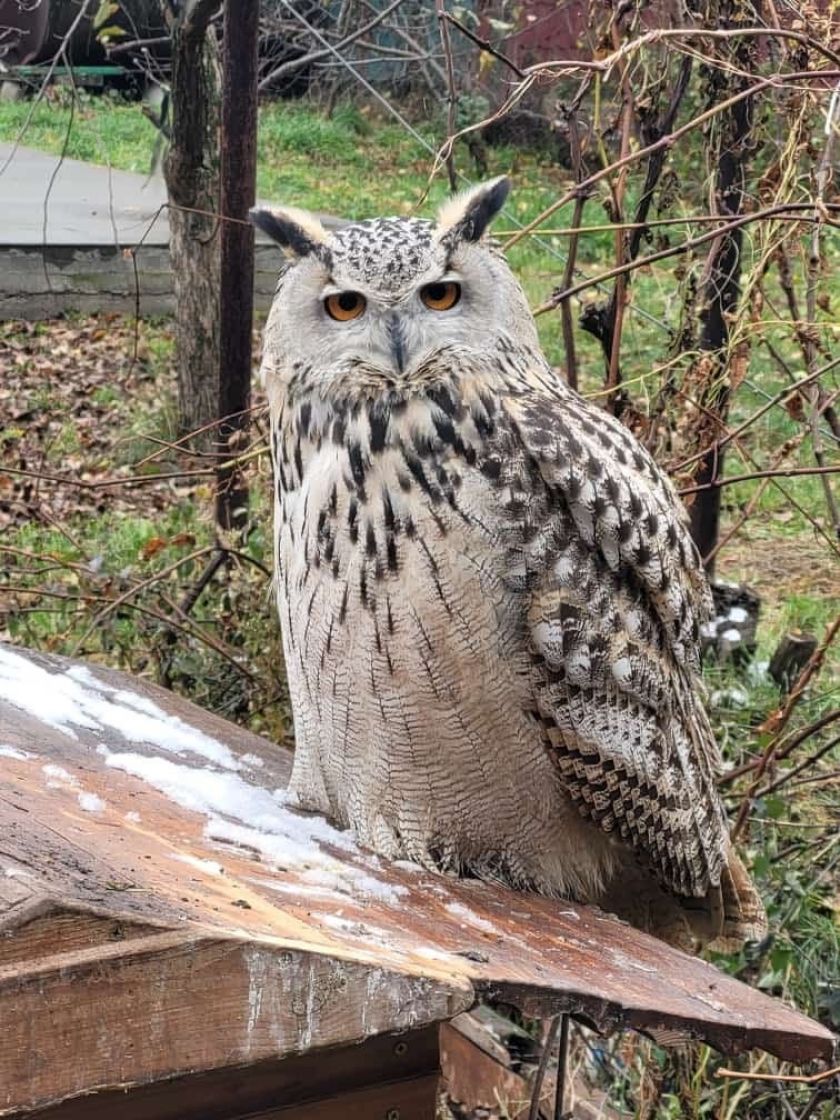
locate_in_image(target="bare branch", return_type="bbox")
[257,0,406,91]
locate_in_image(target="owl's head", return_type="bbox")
[252,177,539,400]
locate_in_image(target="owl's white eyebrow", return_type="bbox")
[419,271,461,287]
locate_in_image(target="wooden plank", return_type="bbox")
[0,933,464,1115]
[6,1026,441,1120]
[264,1074,439,1120]
[0,641,834,1115]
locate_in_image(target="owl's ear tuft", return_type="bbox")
[435,176,510,245]
[250,206,330,260]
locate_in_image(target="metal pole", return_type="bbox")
[554,1013,570,1120]
[217,0,259,532]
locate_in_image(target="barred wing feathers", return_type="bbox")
[502,380,727,900]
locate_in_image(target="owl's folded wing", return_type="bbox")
[502,384,729,899]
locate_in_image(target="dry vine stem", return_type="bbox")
[716,1064,840,1084]
[759,614,840,738]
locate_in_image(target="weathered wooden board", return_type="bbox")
[20,1026,442,1120]
[0,642,834,1115]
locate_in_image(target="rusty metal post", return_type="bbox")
[217,0,259,532]
[554,1013,570,1120]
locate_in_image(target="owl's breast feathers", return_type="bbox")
[272,360,764,945]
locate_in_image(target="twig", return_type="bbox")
[678,464,840,495]
[554,1013,570,1120]
[759,613,840,737]
[503,69,840,250]
[558,107,587,391]
[802,79,840,536]
[257,0,406,91]
[4,584,252,675]
[0,0,96,180]
[69,546,216,656]
[673,355,840,473]
[107,35,170,56]
[720,709,840,788]
[435,0,458,192]
[754,733,840,800]
[536,203,840,313]
[716,1064,840,1084]
[442,10,525,78]
[600,17,635,412]
[178,548,228,616]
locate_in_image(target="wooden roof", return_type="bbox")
[0,642,834,1114]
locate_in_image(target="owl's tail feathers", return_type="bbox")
[667,846,767,953]
[708,847,768,952]
[600,847,767,954]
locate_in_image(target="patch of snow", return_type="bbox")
[699,621,718,641]
[42,763,79,788]
[66,664,108,688]
[721,628,742,643]
[106,752,404,903]
[414,945,458,963]
[315,913,368,934]
[747,659,770,684]
[392,858,427,873]
[727,606,749,624]
[4,866,34,879]
[0,745,32,761]
[175,854,224,876]
[312,912,399,947]
[78,792,105,813]
[445,901,498,934]
[711,686,749,708]
[0,647,238,768]
[297,864,406,902]
[239,753,265,768]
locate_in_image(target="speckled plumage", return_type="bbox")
[253,180,765,950]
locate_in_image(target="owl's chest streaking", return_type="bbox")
[269,378,616,897]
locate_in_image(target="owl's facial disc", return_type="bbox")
[317,270,467,377]
[254,177,542,394]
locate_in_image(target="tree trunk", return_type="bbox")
[165,3,222,449]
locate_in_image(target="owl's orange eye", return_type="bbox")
[420,281,461,311]
[325,291,366,321]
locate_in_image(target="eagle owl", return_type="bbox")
[252,179,765,951]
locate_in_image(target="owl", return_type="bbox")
[251,179,766,951]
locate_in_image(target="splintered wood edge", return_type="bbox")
[477,980,837,1066]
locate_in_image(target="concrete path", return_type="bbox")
[0,143,171,246]
[0,144,341,248]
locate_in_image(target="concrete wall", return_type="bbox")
[0,243,282,319]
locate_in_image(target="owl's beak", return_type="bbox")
[386,313,407,374]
